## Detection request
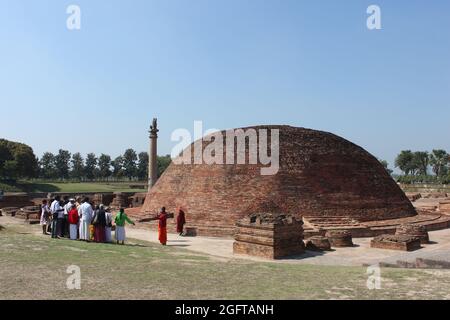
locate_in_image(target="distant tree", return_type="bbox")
[157,154,172,178]
[122,149,138,180]
[137,152,149,180]
[429,149,449,177]
[39,152,57,179]
[395,150,415,175]
[111,156,124,179]
[71,152,84,180]
[0,143,13,179]
[55,149,71,179]
[98,154,112,179]
[0,139,38,179]
[84,153,98,180]
[2,160,18,180]
[413,151,429,176]
[379,159,393,175]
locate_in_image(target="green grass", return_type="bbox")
[1,221,450,300]
[0,181,146,193]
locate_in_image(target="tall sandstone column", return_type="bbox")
[148,118,159,190]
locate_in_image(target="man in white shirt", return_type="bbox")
[78,197,94,241]
[50,196,64,238]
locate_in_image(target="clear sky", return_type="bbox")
[0,0,449,170]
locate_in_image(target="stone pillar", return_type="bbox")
[148,118,159,190]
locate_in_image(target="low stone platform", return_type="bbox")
[233,213,305,259]
[305,236,331,251]
[0,207,19,216]
[325,230,354,247]
[303,212,450,238]
[395,224,429,244]
[371,235,421,252]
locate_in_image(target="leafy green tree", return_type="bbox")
[137,152,149,180]
[39,152,57,179]
[71,152,84,180]
[0,143,13,178]
[111,156,124,179]
[0,139,38,179]
[123,149,138,180]
[395,150,415,175]
[55,149,71,179]
[413,151,429,176]
[429,149,449,177]
[157,154,172,178]
[98,154,112,179]
[84,153,98,180]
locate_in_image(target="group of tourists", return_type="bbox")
[39,195,186,246]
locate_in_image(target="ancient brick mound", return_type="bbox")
[141,125,416,237]
[325,230,354,247]
[395,224,429,244]
[305,236,331,251]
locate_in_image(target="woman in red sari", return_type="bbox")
[176,209,186,236]
[157,207,168,245]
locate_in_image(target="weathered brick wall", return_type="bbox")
[141,125,416,236]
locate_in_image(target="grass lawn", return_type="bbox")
[0,181,146,193]
[1,221,450,300]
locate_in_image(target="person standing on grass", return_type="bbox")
[63,199,75,238]
[176,209,186,236]
[78,197,93,241]
[40,199,51,235]
[157,207,168,246]
[114,208,135,245]
[50,196,63,239]
[104,207,113,243]
[93,204,107,243]
[68,203,79,240]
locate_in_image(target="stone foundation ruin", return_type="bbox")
[395,224,429,244]
[371,235,421,251]
[305,236,332,251]
[325,230,354,247]
[233,213,305,259]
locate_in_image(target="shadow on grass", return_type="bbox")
[17,183,61,193]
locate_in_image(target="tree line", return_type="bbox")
[0,138,171,182]
[395,149,450,184]
[38,149,172,181]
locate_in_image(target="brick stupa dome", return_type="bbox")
[140,125,416,236]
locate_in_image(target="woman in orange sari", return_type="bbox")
[157,207,168,245]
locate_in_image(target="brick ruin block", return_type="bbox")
[16,206,41,223]
[129,193,147,208]
[92,193,114,207]
[371,234,421,251]
[110,192,129,209]
[305,236,331,251]
[395,224,429,244]
[233,213,305,259]
[0,207,19,216]
[325,230,354,247]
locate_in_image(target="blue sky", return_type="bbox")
[0,0,449,170]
